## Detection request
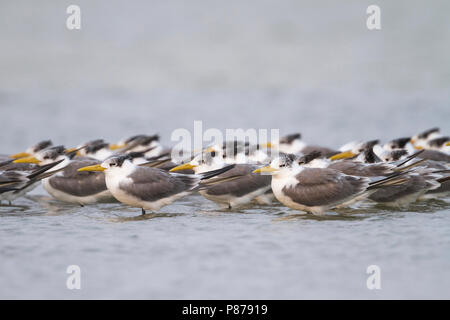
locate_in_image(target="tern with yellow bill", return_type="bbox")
[9,140,53,160]
[253,153,413,215]
[14,146,115,205]
[170,150,272,208]
[109,134,165,159]
[0,159,63,204]
[326,144,448,206]
[410,127,442,150]
[78,155,235,214]
[264,133,339,157]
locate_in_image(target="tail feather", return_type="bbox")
[199,164,236,180]
[395,150,425,168]
[0,159,14,168]
[367,170,411,190]
[27,159,64,180]
[394,159,427,172]
[200,174,243,186]
[0,187,20,193]
[13,160,66,194]
[437,176,450,184]
[139,158,173,168]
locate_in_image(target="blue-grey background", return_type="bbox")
[0,0,449,299]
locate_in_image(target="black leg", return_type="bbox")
[8,201,11,205]
[141,208,146,215]
[228,204,232,209]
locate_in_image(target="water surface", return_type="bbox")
[0,0,449,299]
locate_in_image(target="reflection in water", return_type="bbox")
[108,212,184,223]
[274,212,367,222]
[0,203,30,215]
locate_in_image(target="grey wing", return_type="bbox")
[203,164,271,197]
[301,145,339,158]
[48,161,107,196]
[418,150,450,162]
[282,168,369,207]
[120,167,197,202]
[421,160,448,170]
[0,171,28,184]
[428,179,450,194]
[328,161,394,177]
[0,162,38,172]
[368,175,428,202]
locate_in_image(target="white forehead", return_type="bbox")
[190,154,203,165]
[339,141,362,152]
[270,157,281,167]
[102,158,119,167]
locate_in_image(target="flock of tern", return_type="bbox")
[1,127,449,215]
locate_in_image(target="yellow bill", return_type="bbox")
[9,152,31,159]
[414,145,424,150]
[65,148,82,156]
[77,164,106,172]
[109,144,126,150]
[169,163,196,172]
[446,142,450,147]
[13,156,40,164]
[329,151,356,161]
[253,166,278,173]
[260,142,273,148]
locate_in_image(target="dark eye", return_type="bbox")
[279,164,286,167]
[43,156,49,160]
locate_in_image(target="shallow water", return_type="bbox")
[1,0,450,299]
[1,188,449,299]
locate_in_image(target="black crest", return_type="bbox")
[280,133,301,144]
[85,140,109,154]
[428,136,449,148]
[390,150,408,161]
[109,155,132,167]
[363,139,380,149]
[389,137,411,149]
[42,146,66,160]
[32,140,52,153]
[418,127,439,139]
[279,153,298,167]
[298,151,322,164]
[125,134,147,144]
[362,147,382,163]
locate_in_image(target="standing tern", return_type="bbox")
[14,146,115,205]
[253,153,410,215]
[170,150,272,208]
[78,155,235,214]
[264,133,340,157]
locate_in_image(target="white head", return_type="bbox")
[13,146,71,171]
[170,150,225,174]
[253,153,301,178]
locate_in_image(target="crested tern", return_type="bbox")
[170,150,272,208]
[14,146,115,205]
[78,155,235,214]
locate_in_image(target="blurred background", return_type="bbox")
[0,0,449,152]
[1,0,450,300]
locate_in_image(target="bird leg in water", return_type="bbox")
[141,208,146,215]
